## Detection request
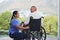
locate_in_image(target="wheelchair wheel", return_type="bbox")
[29,27,46,40]
[38,26,46,40]
[23,27,46,40]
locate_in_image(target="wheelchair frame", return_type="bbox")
[23,17,46,40]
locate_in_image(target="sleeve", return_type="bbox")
[24,17,30,25]
[11,20,19,26]
[24,13,31,25]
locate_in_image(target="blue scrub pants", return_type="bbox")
[9,32,27,40]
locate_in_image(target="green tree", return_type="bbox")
[42,16,58,36]
[0,11,11,30]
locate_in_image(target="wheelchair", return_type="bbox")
[23,17,46,40]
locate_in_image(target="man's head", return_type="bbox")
[30,6,37,13]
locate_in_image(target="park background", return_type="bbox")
[0,0,59,40]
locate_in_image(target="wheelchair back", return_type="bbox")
[29,17,42,31]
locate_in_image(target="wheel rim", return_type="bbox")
[40,27,46,40]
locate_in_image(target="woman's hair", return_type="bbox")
[10,11,18,25]
[11,11,18,20]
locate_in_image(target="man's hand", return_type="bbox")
[23,26,29,29]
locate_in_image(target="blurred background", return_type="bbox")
[0,0,59,40]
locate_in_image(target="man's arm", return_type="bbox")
[24,16,30,25]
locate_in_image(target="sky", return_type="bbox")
[0,0,59,17]
[0,0,8,3]
[0,0,4,3]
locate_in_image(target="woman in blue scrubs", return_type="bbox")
[9,11,29,40]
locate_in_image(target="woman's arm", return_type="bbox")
[20,25,29,29]
[15,23,29,30]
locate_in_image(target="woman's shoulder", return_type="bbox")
[11,19,15,21]
[11,18,20,21]
[11,19,17,22]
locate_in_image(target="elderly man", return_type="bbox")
[24,6,44,25]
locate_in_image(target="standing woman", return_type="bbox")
[9,11,29,40]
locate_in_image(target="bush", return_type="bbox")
[42,16,58,36]
[0,11,11,30]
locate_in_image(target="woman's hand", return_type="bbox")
[20,23,29,30]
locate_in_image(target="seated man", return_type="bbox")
[22,6,44,39]
[24,6,44,25]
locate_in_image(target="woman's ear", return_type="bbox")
[14,14,16,17]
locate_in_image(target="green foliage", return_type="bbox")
[42,16,58,36]
[0,11,11,30]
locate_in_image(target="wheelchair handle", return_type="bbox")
[41,16,44,19]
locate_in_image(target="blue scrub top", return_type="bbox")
[9,18,20,34]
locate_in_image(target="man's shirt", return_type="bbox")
[24,11,44,25]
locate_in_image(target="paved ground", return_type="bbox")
[0,35,58,40]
